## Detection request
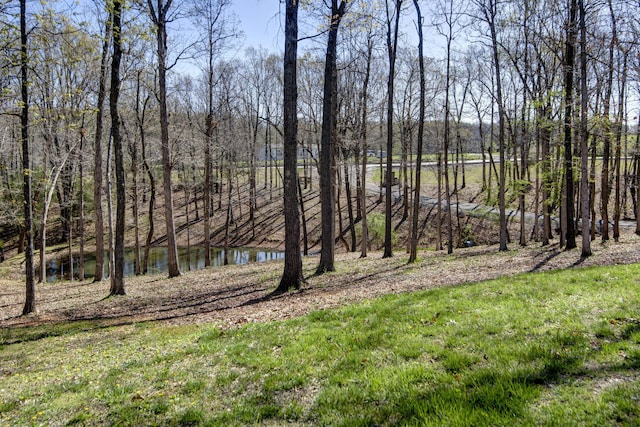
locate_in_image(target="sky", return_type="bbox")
[66,0,447,74]
[69,0,285,53]
[228,0,285,53]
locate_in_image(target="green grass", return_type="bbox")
[2,264,640,426]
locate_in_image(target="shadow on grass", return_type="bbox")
[314,328,640,426]
[529,246,562,272]
[0,278,278,345]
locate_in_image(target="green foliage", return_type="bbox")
[458,223,474,246]
[2,265,640,425]
[365,212,397,249]
[511,178,531,197]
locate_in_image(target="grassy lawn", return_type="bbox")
[2,264,640,426]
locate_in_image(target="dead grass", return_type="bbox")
[2,164,639,333]
[2,230,639,333]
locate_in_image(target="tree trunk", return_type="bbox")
[20,0,35,314]
[223,165,232,266]
[579,0,591,256]
[484,0,508,252]
[409,0,425,263]
[317,0,347,274]
[343,150,356,252]
[110,0,126,295]
[92,5,112,283]
[383,0,402,259]
[436,151,443,251]
[106,133,115,282]
[360,35,373,259]
[613,52,628,242]
[298,174,309,256]
[601,0,616,241]
[149,0,180,278]
[67,194,73,281]
[635,115,640,236]
[443,10,453,255]
[562,0,577,250]
[129,123,141,276]
[184,181,191,271]
[142,136,155,275]
[78,118,85,281]
[204,120,212,267]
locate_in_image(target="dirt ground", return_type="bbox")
[2,229,639,333]
[2,166,639,332]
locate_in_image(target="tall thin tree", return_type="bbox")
[359,33,374,259]
[562,0,577,250]
[148,0,181,277]
[409,0,425,263]
[276,0,304,293]
[20,0,35,315]
[317,0,347,274]
[441,0,455,255]
[579,0,591,256]
[480,0,508,251]
[110,0,126,295]
[383,0,402,259]
[93,2,112,283]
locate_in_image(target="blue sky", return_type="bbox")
[229,0,284,52]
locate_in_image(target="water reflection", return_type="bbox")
[46,246,284,283]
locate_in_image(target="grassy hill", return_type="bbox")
[2,239,640,426]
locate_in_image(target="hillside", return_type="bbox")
[2,230,639,329]
[1,233,640,426]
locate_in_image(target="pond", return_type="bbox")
[46,246,284,283]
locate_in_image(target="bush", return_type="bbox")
[365,212,397,249]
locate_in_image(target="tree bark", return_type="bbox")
[21,0,36,314]
[443,2,453,255]
[129,123,141,276]
[409,0,425,263]
[149,0,180,278]
[562,0,577,250]
[317,0,347,274]
[78,118,85,281]
[600,0,616,241]
[92,4,112,283]
[383,0,402,259]
[109,0,126,295]
[483,0,508,252]
[359,35,373,259]
[613,52,627,242]
[579,0,591,256]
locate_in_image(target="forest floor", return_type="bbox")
[2,229,639,332]
[2,163,639,330]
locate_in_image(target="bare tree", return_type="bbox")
[20,0,35,314]
[383,0,402,259]
[478,0,508,251]
[191,0,236,267]
[436,0,457,254]
[317,0,348,274]
[409,0,425,263]
[110,0,126,295]
[562,0,577,250]
[359,32,374,259]
[93,2,112,283]
[599,0,617,242]
[276,0,304,293]
[148,0,180,278]
[579,0,591,256]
